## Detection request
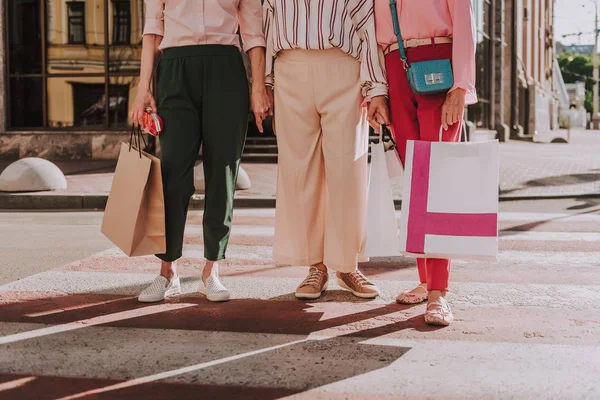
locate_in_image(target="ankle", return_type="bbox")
[202,261,217,282]
[428,290,447,301]
[336,269,355,278]
[311,263,328,274]
[160,261,176,281]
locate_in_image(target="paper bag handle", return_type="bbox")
[129,125,148,158]
[438,120,468,142]
[379,124,398,152]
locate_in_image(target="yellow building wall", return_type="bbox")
[46,0,142,128]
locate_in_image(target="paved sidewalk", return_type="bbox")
[1,130,599,209]
[1,206,600,399]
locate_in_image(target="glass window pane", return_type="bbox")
[469,0,491,129]
[8,0,43,74]
[10,78,44,128]
[46,0,106,74]
[113,0,131,44]
[108,77,138,129]
[47,77,106,128]
[109,0,142,73]
[67,2,86,44]
[475,38,490,102]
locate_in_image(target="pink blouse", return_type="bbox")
[374,0,477,104]
[143,0,265,52]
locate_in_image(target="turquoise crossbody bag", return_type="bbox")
[389,0,454,95]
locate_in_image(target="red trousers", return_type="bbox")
[386,43,461,292]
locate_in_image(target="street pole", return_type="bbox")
[593,0,599,128]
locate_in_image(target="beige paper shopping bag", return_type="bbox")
[101,142,166,256]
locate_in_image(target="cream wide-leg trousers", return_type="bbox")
[273,48,369,273]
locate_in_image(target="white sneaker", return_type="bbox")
[138,275,182,303]
[199,264,230,302]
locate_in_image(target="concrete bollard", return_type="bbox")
[0,158,68,192]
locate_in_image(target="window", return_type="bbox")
[469,0,492,129]
[67,2,86,44]
[6,0,142,130]
[8,0,42,74]
[71,83,107,127]
[113,0,131,45]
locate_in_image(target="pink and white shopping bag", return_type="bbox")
[398,128,499,260]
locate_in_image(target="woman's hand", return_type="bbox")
[129,88,157,128]
[251,85,272,133]
[441,88,466,130]
[367,96,391,130]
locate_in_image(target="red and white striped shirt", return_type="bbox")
[263,0,388,98]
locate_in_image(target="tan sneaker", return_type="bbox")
[295,267,329,299]
[336,270,379,299]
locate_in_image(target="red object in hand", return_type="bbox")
[141,108,163,137]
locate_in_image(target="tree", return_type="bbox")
[558,52,595,112]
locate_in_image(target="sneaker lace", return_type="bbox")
[301,268,323,288]
[349,270,371,287]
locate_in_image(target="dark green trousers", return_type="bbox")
[155,45,249,262]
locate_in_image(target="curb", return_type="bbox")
[0,194,277,211]
[1,192,600,211]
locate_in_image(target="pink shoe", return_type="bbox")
[396,284,428,304]
[424,296,453,326]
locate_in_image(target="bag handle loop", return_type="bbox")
[129,124,148,158]
[379,124,398,152]
[438,121,468,143]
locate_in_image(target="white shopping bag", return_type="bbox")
[361,126,402,257]
[398,126,499,261]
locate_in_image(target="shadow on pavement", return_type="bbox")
[0,293,423,399]
[500,172,600,196]
[500,200,600,236]
[525,173,599,187]
[566,199,600,211]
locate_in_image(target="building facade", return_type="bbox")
[0,0,142,159]
[470,0,560,141]
[0,0,559,160]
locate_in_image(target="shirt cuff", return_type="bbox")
[143,20,164,37]
[449,83,478,105]
[366,83,388,99]
[243,38,266,53]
